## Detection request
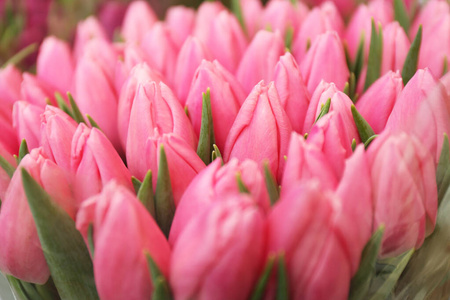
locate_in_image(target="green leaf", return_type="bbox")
[17,139,29,165]
[250,255,276,300]
[86,115,101,131]
[436,134,450,206]
[401,25,422,86]
[2,43,37,68]
[264,162,279,206]
[348,72,357,103]
[231,0,246,33]
[364,135,378,149]
[314,98,331,124]
[54,93,73,118]
[131,176,142,194]
[394,0,410,34]
[349,226,385,300]
[196,88,215,165]
[211,144,222,163]
[0,155,15,178]
[443,56,448,77]
[351,138,357,152]
[236,172,250,193]
[351,105,376,143]
[155,146,175,238]
[276,253,289,300]
[353,34,365,82]
[21,169,99,300]
[284,26,294,51]
[137,170,155,218]
[364,20,383,91]
[87,224,95,259]
[67,93,86,124]
[145,252,173,300]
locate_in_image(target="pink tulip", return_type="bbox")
[71,124,132,205]
[121,0,157,44]
[73,17,108,60]
[98,1,127,40]
[273,52,310,133]
[169,158,271,244]
[12,101,44,150]
[302,0,357,16]
[0,148,75,284]
[240,0,263,38]
[381,22,410,75]
[186,60,245,151]
[127,81,197,180]
[367,132,437,257]
[21,73,58,107]
[224,81,292,181]
[356,71,403,133]
[386,69,450,161]
[0,65,22,120]
[0,114,18,156]
[261,0,309,35]
[193,1,226,45]
[37,36,74,93]
[300,31,349,93]
[165,6,196,49]
[236,30,285,94]
[293,2,345,62]
[171,195,265,300]
[0,144,15,200]
[76,181,171,300]
[442,71,450,96]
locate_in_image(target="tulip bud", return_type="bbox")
[273,52,310,133]
[0,114,18,156]
[236,30,285,94]
[0,148,74,284]
[381,21,410,75]
[261,0,309,35]
[240,0,263,38]
[224,81,292,181]
[121,0,157,44]
[356,71,403,133]
[302,0,357,16]
[171,195,265,300]
[300,31,349,93]
[98,1,127,39]
[0,65,22,119]
[367,132,438,257]
[127,81,197,180]
[193,1,226,45]
[21,73,58,107]
[71,124,132,205]
[74,17,108,60]
[186,60,245,151]
[0,144,15,200]
[76,181,171,300]
[165,6,195,49]
[170,158,270,244]
[12,101,44,150]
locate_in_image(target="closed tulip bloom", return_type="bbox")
[193,1,226,45]
[165,6,196,49]
[0,65,22,119]
[71,124,132,205]
[121,0,157,44]
[186,60,245,151]
[127,81,197,180]
[171,196,265,300]
[21,73,58,107]
[37,36,74,93]
[76,181,171,300]
[0,114,18,156]
[98,1,127,39]
[367,132,437,257]
[236,30,285,94]
[12,101,44,150]
[0,145,15,200]
[73,16,108,60]
[240,0,263,38]
[273,52,310,133]
[261,0,309,35]
[224,81,292,181]
[442,71,450,97]
[303,80,339,131]
[293,2,345,61]
[381,22,410,75]
[0,148,75,284]
[169,158,271,244]
[300,31,349,93]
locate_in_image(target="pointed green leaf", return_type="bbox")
[348,72,357,103]
[196,88,215,165]
[131,176,142,194]
[86,115,101,131]
[443,56,448,77]
[264,162,279,206]
[436,134,450,206]
[351,138,357,152]
[284,26,294,51]
[344,42,352,72]
[155,146,175,238]
[211,144,222,163]
[353,34,365,81]
[184,106,190,118]
[394,0,410,34]
[276,254,289,300]
[251,255,276,300]
[349,226,385,300]
[54,93,73,118]
[0,155,15,178]
[21,169,98,300]
[67,93,86,124]
[236,172,250,194]
[351,105,376,143]
[145,252,173,300]
[314,98,331,124]
[17,139,29,164]
[34,277,60,300]
[231,0,246,32]
[137,170,155,218]
[402,25,422,85]
[145,252,163,283]
[364,135,378,149]
[343,82,350,96]
[364,20,383,91]
[7,275,39,300]
[87,224,95,259]
[2,43,37,68]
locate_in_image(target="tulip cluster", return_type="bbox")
[0,0,449,299]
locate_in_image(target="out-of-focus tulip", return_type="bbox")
[186,60,244,151]
[76,181,171,300]
[381,22,410,75]
[71,124,132,205]
[293,2,345,61]
[98,1,127,40]
[127,81,197,180]
[171,195,265,300]
[0,145,15,200]
[261,0,309,35]
[193,1,226,45]
[240,0,263,38]
[224,81,292,181]
[165,6,196,49]
[236,30,285,94]
[169,158,270,244]
[442,71,450,96]
[302,0,357,16]
[356,70,403,133]
[73,17,108,60]
[12,101,44,150]
[36,36,74,93]
[386,69,450,161]
[21,73,57,107]
[0,114,18,156]
[0,148,75,284]
[367,132,437,257]
[273,52,310,133]
[0,65,22,120]
[121,0,157,44]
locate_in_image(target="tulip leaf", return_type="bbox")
[137,170,156,218]
[401,25,422,86]
[364,135,378,149]
[264,162,279,206]
[351,138,357,152]
[231,0,246,33]
[6,275,60,300]
[86,115,101,131]
[21,168,99,300]
[17,139,29,165]
[87,224,95,259]
[236,172,250,194]
[314,98,331,123]
[196,88,215,165]
[0,155,15,178]
[364,20,383,91]
[436,134,450,206]
[276,253,289,300]
[54,93,73,119]
[211,144,222,163]
[250,255,276,300]
[155,146,175,238]
[394,0,410,34]
[351,105,376,143]
[131,176,142,194]
[145,252,173,300]
[67,92,86,124]
[2,43,37,68]
[443,56,448,77]
[285,26,294,51]
[353,34,365,82]
[349,226,385,300]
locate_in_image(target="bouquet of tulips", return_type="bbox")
[0,0,449,299]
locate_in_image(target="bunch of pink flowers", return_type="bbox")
[0,0,449,299]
